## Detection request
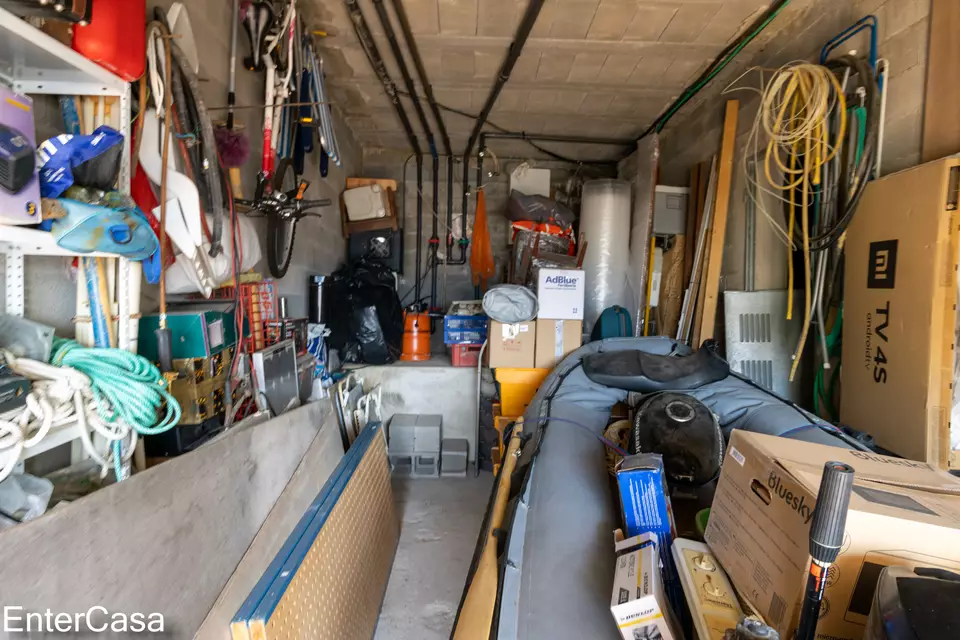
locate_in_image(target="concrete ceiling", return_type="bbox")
[303,0,777,162]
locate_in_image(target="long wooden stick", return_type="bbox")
[696,100,739,343]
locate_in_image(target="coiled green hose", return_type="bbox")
[50,338,181,436]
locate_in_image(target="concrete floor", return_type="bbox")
[375,472,494,640]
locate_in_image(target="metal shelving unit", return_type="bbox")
[0,7,135,461]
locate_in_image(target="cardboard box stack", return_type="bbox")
[533,268,584,369]
[488,268,585,371]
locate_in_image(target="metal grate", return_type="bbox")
[724,290,804,402]
[739,359,775,390]
[739,312,772,343]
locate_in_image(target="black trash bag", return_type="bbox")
[353,306,392,365]
[505,189,576,228]
[326,258,403,365]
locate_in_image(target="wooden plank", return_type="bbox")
[697,100,739,343]
[452,429,522,640]
[695,161,709,236]
[195,417,345,639]
[922,0,960,163]
[677,159,715,343]
[692,215,713,346]
[657,235,686,338]
[683,165,701,285]
[0,401,334,638]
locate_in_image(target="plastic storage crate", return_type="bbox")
[443,315,487,345]
[450,344,484,367]
[212,280,278,352]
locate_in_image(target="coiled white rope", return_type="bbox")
[0,352,141,483]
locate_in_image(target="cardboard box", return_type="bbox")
[616,454,683,612]
[488,321,536,369]
[610,532,680,640]
[840,158,959,467]
[705,430,960,640]
[537,268,585,320]
[534,319,583,369]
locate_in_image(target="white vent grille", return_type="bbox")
[724,290,804,402]
[739,313,772,343]
[739,359,775,390]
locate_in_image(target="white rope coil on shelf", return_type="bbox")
[0,352,138,484]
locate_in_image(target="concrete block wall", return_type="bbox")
[15,0,360,332]
[620,0,931,295]
[364,149,615,307]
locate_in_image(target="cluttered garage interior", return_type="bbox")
[0,0,957,638]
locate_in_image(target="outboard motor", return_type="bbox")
[632,392,724,486]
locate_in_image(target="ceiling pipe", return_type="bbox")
[461,0,546,260]
[371,0,439,312]
[388,0,460,300]
[482,132,634,146]
[343,0,425,306]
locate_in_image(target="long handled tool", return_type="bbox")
[155,24,176,376]
[795,461,855,640]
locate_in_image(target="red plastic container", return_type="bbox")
[451,344,484,368]
[73,0,146,81]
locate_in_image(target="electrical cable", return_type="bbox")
[397,90,618,166]
[740,58,879,382]
[637,0,792,140]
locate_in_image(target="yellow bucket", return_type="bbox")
[494,368,550,417]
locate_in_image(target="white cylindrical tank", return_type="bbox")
[579,179,632,331]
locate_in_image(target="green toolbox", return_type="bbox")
[138,303,240,362]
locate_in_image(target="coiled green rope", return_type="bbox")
[50,337,181,436]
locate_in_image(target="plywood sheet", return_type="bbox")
[657,235,685,338]
[231,424,398,639]
[195,420,345,639]
[0,401,330,637]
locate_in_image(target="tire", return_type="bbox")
[266,159,298,278]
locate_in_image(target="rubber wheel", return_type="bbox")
[266,159,298,278]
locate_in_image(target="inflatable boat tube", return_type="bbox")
[453,337,865,640]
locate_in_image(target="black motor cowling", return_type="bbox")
[631,392,724,486]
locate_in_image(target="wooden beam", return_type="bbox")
[657,235,686,338]
[922,0,960,163]
[697,100,739,343]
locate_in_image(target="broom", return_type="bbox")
[216,0,250,199]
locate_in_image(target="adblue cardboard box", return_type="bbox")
[537,268,585,320]
[705,430,960,640]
